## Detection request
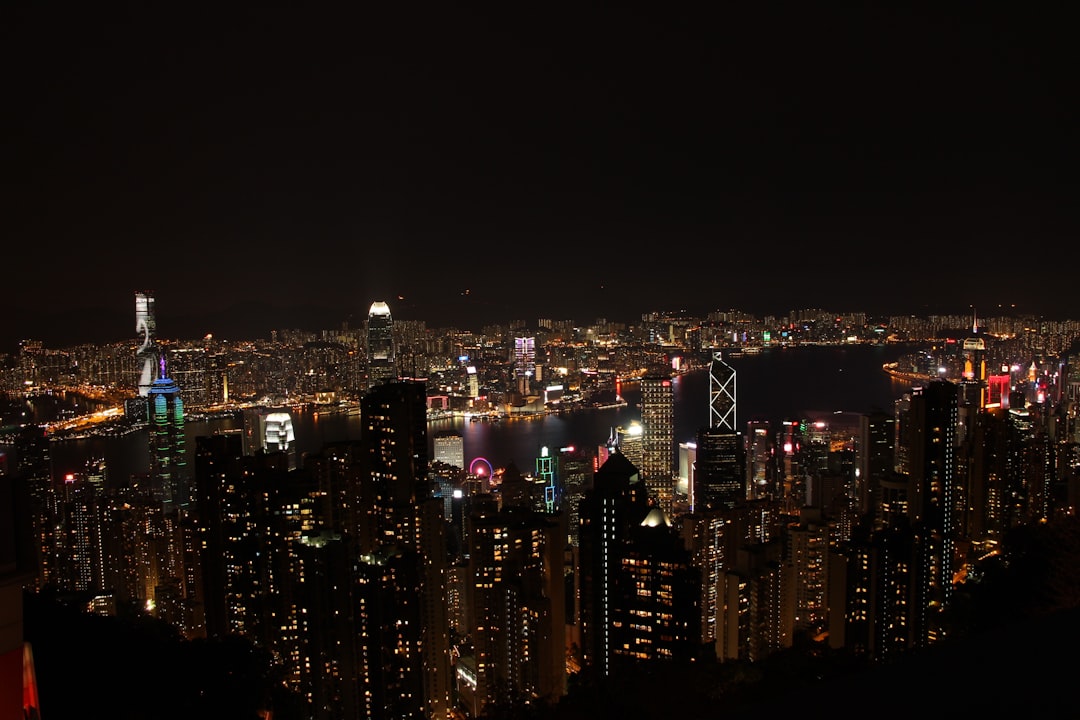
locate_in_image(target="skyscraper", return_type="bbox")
[356,380,452,720]
[464,498,567,713]
[366,300,397,389]
[612,421,644,472]
[640,373,675,515]
[514,336,536,394]
[694,352,746,511]
[262,411,297,470]
[135,291,158,398]
[577,450,650,679]
[908,380,958,648]
[148,355,187,510]
[433,432,465,471]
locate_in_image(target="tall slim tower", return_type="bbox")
[640,373,675,515]
[908,380,958,648]
[148,354,187,510]
[366,300,397,389]
[694,352,745,510]
[135,291,158,397]
[357,380,453,720]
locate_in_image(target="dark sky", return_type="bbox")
[3,5,1077,350]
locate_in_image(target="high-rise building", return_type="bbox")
[433,432,465,470]
[694,428,745,511]
[356,380,453,720]
[694,352,746,511]
[708,351,737,432]
[745,420,774,501]
[464,497,567,714]
[678,441,697,503]
[577,450,650,679]
[908,380,957,648]
[262,411,297,470]
[786,507,830,640]
[676,510,726,655]
[514,337,536,394]
[640,373,675,515]
[148,355,188,511]
[135,291,158,398]
[612,421,644,473]
[366,300,397,389]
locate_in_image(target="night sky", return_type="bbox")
[4,5,1076,350]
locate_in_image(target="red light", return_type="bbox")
[64,473,75,483]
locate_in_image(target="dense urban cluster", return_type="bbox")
[3,306,1078,414]
[3,295,1080,719]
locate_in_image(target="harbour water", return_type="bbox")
[41,344,918,485]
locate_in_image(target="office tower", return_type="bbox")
[262,411,297,470]
[356,380,453,720]
[678,441,697,504]
[861,410,896,521]
[557,446,592,548]
[907,380,958,648]
[709,351,737,431]
[612,421,644,473]
[694,428,746,511]
[745,420,774,501]
[167,346,210,409]
[640,373,675,515]
[53,469,106,593]
[694,352,746,511]
[148,355,188,510]
[466,365,479,398]
[514,336,536,394]
[1005,406,1040,526]
[366,300,397,389]
[577,450,650,679]
[135,291,158,397]
[464,497,567,714]
[433,431,465,470]
[535,446,557,513]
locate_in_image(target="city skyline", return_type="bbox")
[5,7,1076,347]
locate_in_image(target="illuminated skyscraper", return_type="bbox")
[433,432,465,470]
[578,451,649,678]
[135,291,158,397]
[640,373,675,515]
[366,300,397,389]
[514,336,536,394]
[256,411,296,471]
[695,352,745,511]
[709,351,736,432]
[746,420,774,501]
[464,498,567,713]
[908,380,957,648]
[148,355,187,510]
[612,421,644,473]
[356,380,452,720]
